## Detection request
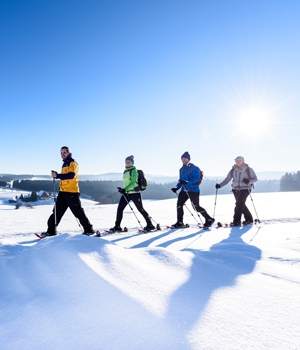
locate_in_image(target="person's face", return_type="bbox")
[61,148,70,160]
[235,158,244,166]
[125,161,132,168]
[181,157,189,165]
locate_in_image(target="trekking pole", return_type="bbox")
[249,192,261,223]
[122,193,144,230]
[175,190,204,226]
[75,218,83,231]
[213,188,218,219]
[52,175,57,230]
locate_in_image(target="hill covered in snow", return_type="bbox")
[0,189,299,349]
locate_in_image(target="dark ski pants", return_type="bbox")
[116,193,151,226]
[232,189,253,223]
[177,190,211,223]
[47,191,93,234]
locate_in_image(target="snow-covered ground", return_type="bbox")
[0,188,299,350]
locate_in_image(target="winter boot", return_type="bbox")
[83,225,95,236]
[204,217,215,228]
[40,230,57,238]
[143,223,155,232]
[171,222,186,229]
[230,221,241,227]
[109,225,123,233]
[242,220,253,225]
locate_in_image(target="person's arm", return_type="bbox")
[218,168,234,188]
[56,162,78,180]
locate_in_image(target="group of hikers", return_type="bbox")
[40,146,258,237]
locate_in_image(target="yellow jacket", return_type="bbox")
[57,154,80,193]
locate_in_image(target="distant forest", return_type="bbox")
[9,174,286,204]
[280,171,300,191]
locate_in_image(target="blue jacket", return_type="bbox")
[176,163,201,193]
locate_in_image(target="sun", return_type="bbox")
[235,105,271,137]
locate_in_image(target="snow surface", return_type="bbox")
[0,188,300,350]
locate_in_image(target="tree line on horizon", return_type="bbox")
[279,171,300,191]
[8,174,286,204]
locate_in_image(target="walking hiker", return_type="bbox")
[215,156,258,226]
[41,146,94,237]
[109,155,155,232]
[171,151,215,228]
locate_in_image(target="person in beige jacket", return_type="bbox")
[215,156,258,226]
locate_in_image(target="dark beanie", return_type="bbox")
[125,155,134,164]
[181,151,191,160]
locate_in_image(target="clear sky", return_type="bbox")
[1,0,299,176]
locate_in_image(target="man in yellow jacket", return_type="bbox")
[41,146,94,237]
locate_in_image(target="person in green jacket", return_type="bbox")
[110,155,155,232]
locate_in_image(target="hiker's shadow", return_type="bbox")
[166,225,261,329]
[129,229,204,249]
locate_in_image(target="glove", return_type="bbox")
[215,184,221,189]
[117,187,126,194]
[171,187,178,193]
[179,180,188,185]
[51,170,58,178]
[242,178,250,184]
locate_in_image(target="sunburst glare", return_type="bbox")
[236,105,272,137]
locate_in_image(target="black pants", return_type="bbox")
[177,191,211,223]
[116,193,151,226]
[232,189,253,223]
[47,192,93,233]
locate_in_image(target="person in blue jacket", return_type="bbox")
[171,151,214,228]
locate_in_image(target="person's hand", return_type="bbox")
[242,178,250,184]
[117,187,126,194]
[51,171,58,178]
[215,184,221,189]
[179,180,188,185]
[171,187,178,193]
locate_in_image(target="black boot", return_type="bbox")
[109,225,122,233]
[83,225,95,236]
[171,222,186,229]
[204,218,215,228]
[230,221,241,227]
[144,223,155,232]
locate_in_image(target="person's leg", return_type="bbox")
[188,192,214,227]
[176,191,188,223]
[130,193,153,227]
[65,193,94,233]
[115,194,128,227]
[242,192,253,223]
[233,190,250,224]
[47,192,68,234]
[188,192,211,219]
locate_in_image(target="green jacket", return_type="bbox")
[123,166,139,194]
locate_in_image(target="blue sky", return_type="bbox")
[1,0,299,176]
